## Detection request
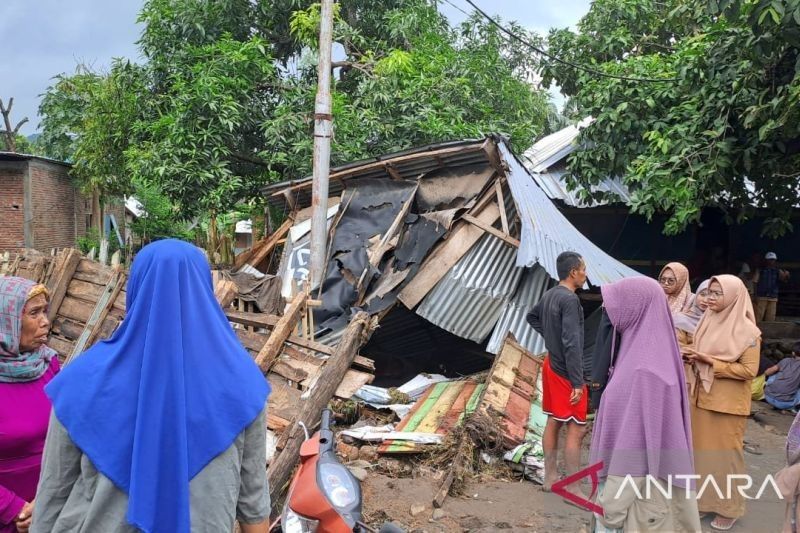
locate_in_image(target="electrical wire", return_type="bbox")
[460,0,680,83]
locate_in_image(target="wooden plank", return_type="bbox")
[267,413,292,432]
[378,384,437,453]
[244,217,293,271]
[47,335,75,358]
[334,370,374,399]
[67,278,104,301]
[226,310,335,355]
[75,259,114,285]
[384,382,449,454]
[214,279,238,309]
[415,382,464,434]
[441,382,477,432]
[234,236,269,270]
[481,340,523,414]
[46,249,82,322]
[51,318,86,340]
[398,201,501,309]
[271,360,310,383]
[267,379,303,422]
[352,355,376,373]
[58,296,94,324]
[268,312,374,504]
[67,271,125,364]
[495,179,510,235]
[461,213,520,248]
[255,291,306,372]
[458,383,486,424]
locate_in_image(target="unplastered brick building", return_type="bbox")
[0,152,91,251]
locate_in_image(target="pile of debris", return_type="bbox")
[329,334,548,506]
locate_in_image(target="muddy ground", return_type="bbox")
[358,401,794,532]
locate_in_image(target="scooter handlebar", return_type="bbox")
[320,408,331,431]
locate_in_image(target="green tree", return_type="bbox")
[543,0,800,236]
[38,0,550,223]
[128,180,193,245]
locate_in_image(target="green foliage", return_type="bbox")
[0,134,36,153]
[129,181,193,243]
[543,0,800,237]
[38,0,550,220]
[76,227,101,255]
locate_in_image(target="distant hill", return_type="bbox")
[27,133,41,142]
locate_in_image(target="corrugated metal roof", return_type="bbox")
[521,118,593,173]
[263,139,491,211]
[521,119,632,208]
[0,151,72,168]
[530,168,632,207]
[501,143,642,286]
[486,266,553,355]
[416,233,525,343]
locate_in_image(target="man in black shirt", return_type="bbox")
[527,251,588,493]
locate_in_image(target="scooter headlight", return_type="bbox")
[282,507,319,533]
[318,462,359,509]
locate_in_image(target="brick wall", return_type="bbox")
[29,160,86,252]
[0,162,26,250]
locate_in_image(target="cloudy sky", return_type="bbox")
[1,0,590,135]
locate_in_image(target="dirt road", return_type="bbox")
[361,401,794,532]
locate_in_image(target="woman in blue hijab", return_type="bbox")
[31,240,271,533]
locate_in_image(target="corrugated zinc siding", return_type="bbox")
[486,265,553,355]
[416,233,524,343]
[501,144,641,286]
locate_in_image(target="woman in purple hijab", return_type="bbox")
[590,277,700,532]
[0,277,60,533]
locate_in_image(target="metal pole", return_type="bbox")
[309,0,335,289]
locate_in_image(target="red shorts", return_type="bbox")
[542,355,588,424]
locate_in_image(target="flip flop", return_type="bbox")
[710,517,737,531]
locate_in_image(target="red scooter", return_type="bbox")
[276,409,404,533]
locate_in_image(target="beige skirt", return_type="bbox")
[691,403,748,518]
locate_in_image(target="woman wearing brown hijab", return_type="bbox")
[681,275,761,531]
[659,262,693,313]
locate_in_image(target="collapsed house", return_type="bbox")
[263,135,639,381]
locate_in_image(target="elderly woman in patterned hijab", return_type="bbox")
[0,277,60,533]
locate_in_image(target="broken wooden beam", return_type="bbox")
[254,291,307,373]
[214,279,238,309]
[236,216,293,271]
[226,309,335,355]
[495,179,510,235]
[46,249,83,322]
[267,311,375,504]
[461,213,520,248]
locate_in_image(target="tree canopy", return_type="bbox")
[543,0,800,236]
[38,0,550,219]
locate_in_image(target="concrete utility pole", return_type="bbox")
[309,0,335,289]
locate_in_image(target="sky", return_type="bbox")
[1,0,590,135]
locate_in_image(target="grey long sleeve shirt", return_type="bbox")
[31,407,270,533]
[527,285,585,387]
